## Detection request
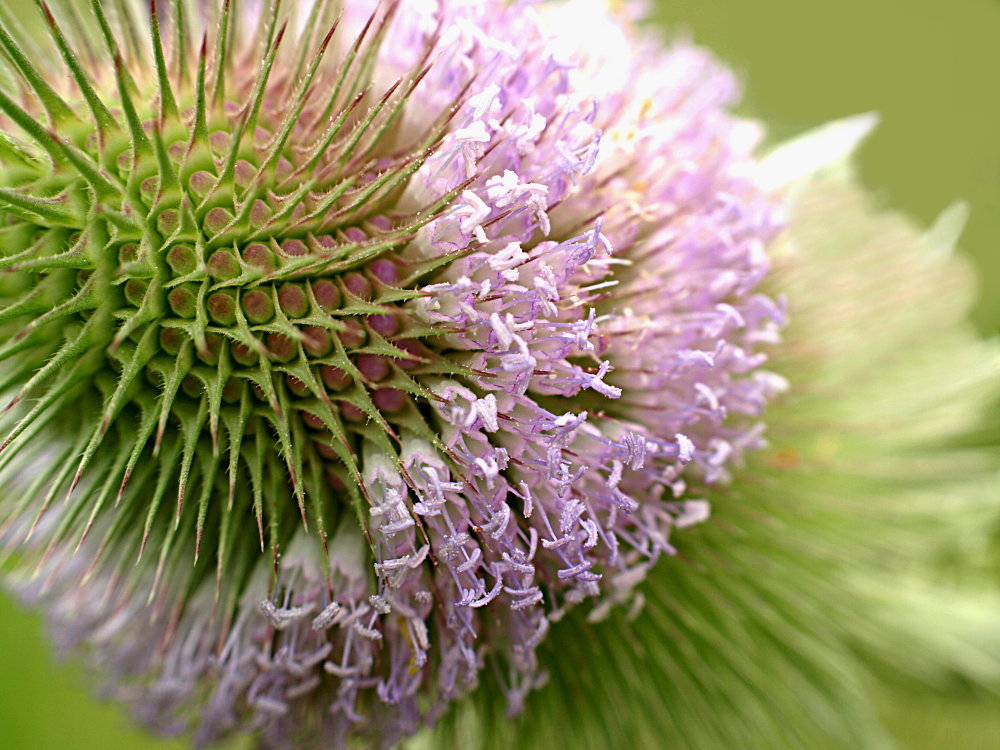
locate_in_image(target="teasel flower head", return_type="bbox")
[0,0,789,747]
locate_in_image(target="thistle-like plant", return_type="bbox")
[1,2,998,750]
[0,1,787,745]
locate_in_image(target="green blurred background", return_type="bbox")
[651,0,1000,333]
[1,0,997,748]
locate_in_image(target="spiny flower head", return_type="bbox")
[0,1,784,747]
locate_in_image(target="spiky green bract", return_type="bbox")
[414,168,1000,750]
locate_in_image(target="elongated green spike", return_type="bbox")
[0,436,71,540]
[289,0,334,85]
[152,338,195,453]
[255,0,284,68]
[241,364,297,488]
[213,481,237,596]
[347,63,436,166]
[13,274,99,344]
[0,355,94,454]
[278,382,309,527]
[148,0,178,121]
[74,425,135,553]
[262,446,288,577]
[327,79,403,170]
[391,406,457,471]
[191,342,233,453]
[115,391,161,504]
[0,400,59,478]
[208,0,233,110]
[149,119,181,199]
[0,283,56,326]
[339,0,401,119]
[0,4,45,60]
[33,0,118,138]
[187,33,208,156]
[95,204,142,234]
[321,149,432,231]
[0,87,121,197]
[87,1,150,167]
[113,49,153,158]
[66,329,159,498]
[0,129,41,170]
[220,379,251,505]
[0,22,75,124]
[188,280,212,355]
[0,361,36,400]
[137,431,183,563]
[301,441,332,559]
[345,382,400,445]
[311,5,380,130]
[247,419,267,551]
[399,247,478,287]
[323,332,398,442]
[193,448,222,561]
[174,396,209,521]
[7,310,107,411]
[8,228,87,271]
[278,192,471,283]
[171,0,190,85]
[268,233,403,281]
[0,329,58,370]
[113,55,152,174]
[6,244,92,273]
[21,428,90,544]
[97,325,161,435]
[84,457,154,581]
[285,392,362,508]
[148,488,184,603]
[0,187,79,227]
[36,451,117,575]
[59,0,104,67]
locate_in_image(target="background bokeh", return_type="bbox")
[1,0,997,748]
[652,0,1000,334]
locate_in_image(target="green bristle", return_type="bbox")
[0,23,75,125]
[147,0,179,120]
[193,445,222,561]
[34,0,118,139]
[174,394,209,520]
[208,0,234,110]
[137,431,182,563]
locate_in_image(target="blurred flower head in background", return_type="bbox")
[0,2,997,750]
